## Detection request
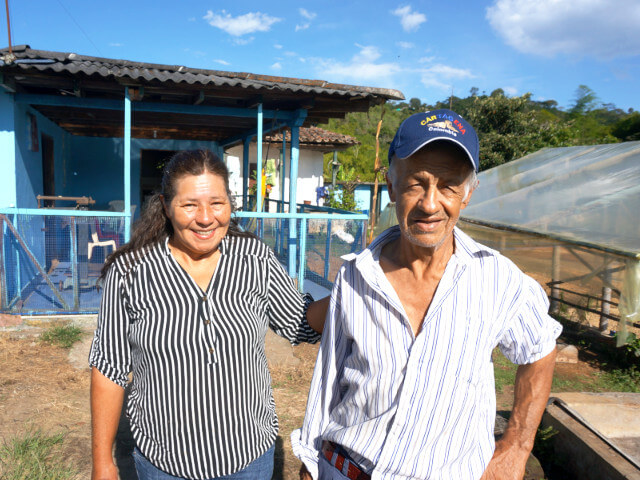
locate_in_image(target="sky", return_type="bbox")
[4,0,640,111]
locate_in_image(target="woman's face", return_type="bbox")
[163,172,232,259]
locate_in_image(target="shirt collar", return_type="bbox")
[354,224,494,268]
[162,235,229,257]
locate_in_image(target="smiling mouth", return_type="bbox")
[192,229,215,238]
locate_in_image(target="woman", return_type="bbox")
[90,150,326,480]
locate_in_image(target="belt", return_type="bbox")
[321,440,371,480]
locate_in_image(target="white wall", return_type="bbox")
[225,142,325,207]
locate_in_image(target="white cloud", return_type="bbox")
[271,62,282,70]
[203,10,281,36]
[188,17,196,22]
[503,86,518,96]
[233,36,255,46]
[213,59,230,66]
[312,44,401,83]
[392,5,426,32]
[284,51,298,57]
[299,8,317,20]
[397,41,414,49]
[274,44,283,49]
[109,43,123,47]
[486,0,640,59]
[296,8,317,32]
[420,64,474,90]
[418,55,435,63]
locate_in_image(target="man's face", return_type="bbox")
[387,146,474,252]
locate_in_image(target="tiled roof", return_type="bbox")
[265,126,358,146]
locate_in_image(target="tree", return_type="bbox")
[570,85,598,115]
[409,97,423,112]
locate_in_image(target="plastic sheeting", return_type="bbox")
[370,142,640,337]
[462,141,640,338]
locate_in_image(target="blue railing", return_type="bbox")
[0,206,367,315]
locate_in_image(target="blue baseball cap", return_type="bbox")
[388,109,479,172]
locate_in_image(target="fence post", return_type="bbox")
[550,245,561,314]
[298,217,307,293]
[324,219,332,282]
[0,215,5,310]
[70,217,79,311]
[600,263,612,333]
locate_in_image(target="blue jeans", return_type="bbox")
[133,445,275,480]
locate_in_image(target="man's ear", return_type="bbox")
[386,172,396,202]
[461,180,478,210]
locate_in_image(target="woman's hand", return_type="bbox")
[91,461,119,480]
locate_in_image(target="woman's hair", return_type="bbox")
[100,149,252,278]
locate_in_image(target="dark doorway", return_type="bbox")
[41,134,57,270]
[41,134,55,199]
[140,150,176,208]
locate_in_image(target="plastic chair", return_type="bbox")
[88,223,116,260]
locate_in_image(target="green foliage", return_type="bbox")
[612,112,640,141]
[40,324,83,349]
[321,85,632,180]
[327,166,360,212]
[0,430,77,480]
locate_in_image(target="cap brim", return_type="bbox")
[394,136,477,172]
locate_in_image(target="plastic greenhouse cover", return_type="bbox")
[462,142,640,257]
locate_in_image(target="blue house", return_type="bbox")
[0,45,403,314]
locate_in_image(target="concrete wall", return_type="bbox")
[66,137,218,212]
[0,93,17,208]
[13,103,69,208]
[226,142,325,207]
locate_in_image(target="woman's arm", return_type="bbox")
[305,296,330,334]
[91,367,125,480]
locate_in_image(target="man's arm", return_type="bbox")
[91,367,125,480]
[306,296,330,334]
[480,348,556,480]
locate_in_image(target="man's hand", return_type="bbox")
[299,462,313,480]
[479,438,529,480]
[481,348,557,480]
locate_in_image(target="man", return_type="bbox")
[292,109,561,480]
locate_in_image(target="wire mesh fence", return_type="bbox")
[1,211,367,315]
[0,213,125,314]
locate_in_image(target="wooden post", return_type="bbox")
[600,263,612,333]
[368,106,385,243]
[550,245,561,314]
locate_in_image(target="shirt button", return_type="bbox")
[204,320,211,325]
[209,347,215,354]
[201,296,207,302]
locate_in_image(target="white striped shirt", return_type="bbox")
[89,234,319,479]
[292,226,561,480]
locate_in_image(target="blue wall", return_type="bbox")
[353,184,389,215]
[0,92,17,208]
[13,103,69,208]
[67,137,219,211]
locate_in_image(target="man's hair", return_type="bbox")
[388,141,478,201]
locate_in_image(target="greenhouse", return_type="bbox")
[459,141,640,343]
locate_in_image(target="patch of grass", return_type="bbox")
[493,350,517,393]
[0,430,78,480]
[40,324,83,349]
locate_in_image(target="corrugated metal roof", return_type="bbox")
[0,45,404,101]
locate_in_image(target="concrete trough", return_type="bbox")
[542,393,640,480]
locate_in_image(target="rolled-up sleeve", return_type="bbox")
[88,265,132,387]
[266,249,321,345]
[499,274,562,365]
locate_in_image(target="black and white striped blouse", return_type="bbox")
[89,234,320,479]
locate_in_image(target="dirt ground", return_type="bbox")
[0,324,613,480]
